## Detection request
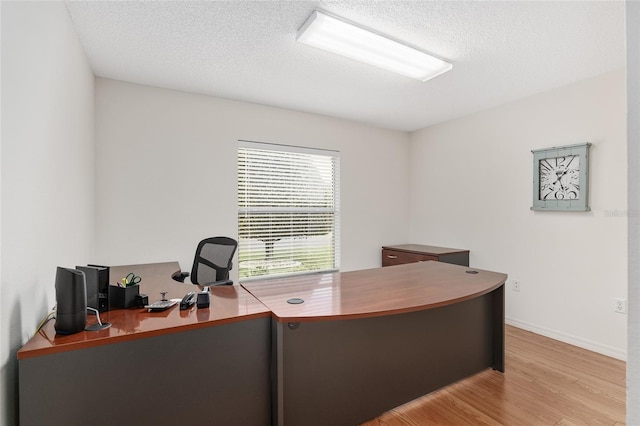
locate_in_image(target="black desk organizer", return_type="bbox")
[109,285,140,309]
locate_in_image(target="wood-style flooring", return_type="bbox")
[361,325,626,426]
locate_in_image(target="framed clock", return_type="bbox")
[531,142,591,211]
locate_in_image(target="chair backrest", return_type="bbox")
[190,237,238,285]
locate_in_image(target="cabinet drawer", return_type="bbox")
[382,249,438,266]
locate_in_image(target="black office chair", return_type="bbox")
[172,237,238,288]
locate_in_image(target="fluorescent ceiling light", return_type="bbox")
[296,11,453,82]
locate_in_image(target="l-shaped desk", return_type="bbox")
[18,261,507,426]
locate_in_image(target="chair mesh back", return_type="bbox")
[191,237,238,285]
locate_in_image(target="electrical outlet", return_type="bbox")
[513,281,521,292]
[614,298,627,314]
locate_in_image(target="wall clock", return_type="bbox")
[531,142,591,211]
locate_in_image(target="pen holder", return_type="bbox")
[109,284,140,309]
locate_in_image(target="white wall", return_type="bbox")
[0,2,4,422]
[409,70,627,359]
[627,0,640,422]
[0,2,95,424]
[95,79,410,280]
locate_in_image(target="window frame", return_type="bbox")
[237,140,341,281]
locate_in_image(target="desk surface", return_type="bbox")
[241,261,507,322]
[18,262,270,360]
[19,261,507,359]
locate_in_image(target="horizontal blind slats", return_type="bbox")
[238,145,339,279]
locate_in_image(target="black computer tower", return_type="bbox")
[78,265,110,312]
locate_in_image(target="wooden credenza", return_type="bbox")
[382,244,469,267]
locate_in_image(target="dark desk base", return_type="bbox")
[19,317,271,426]
[273,286,504,426]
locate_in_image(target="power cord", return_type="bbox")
[34,309,56,336]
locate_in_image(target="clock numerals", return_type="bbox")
[538,155,580,201]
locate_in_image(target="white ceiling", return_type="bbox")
[65,1,626,132]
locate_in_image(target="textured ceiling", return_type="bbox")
[65,1,626,132]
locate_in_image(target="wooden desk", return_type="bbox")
[18,262,271,426]
[242,261,507,426]
[19,261,506,426]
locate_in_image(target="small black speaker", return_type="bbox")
[54,267,87,335]
[76,266,99,311]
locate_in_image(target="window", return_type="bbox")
[238,141,340,279]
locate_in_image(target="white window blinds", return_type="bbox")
[238,141,340,279]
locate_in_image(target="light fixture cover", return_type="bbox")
[296,10,452,82]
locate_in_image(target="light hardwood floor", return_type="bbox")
[361,325,626,426]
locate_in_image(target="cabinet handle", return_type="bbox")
[387,255,398,259]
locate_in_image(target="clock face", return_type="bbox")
[539,155,580,200]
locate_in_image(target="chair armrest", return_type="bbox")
[171,271,190,283]
[204,279,233,287]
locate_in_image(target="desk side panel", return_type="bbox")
[19,317,270,426]
[492,284,505,372]
[439,251,470,266]
[276,292,500,426]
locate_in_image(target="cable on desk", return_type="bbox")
[33,310,56,336]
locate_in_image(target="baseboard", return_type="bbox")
[505,317,627,361]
